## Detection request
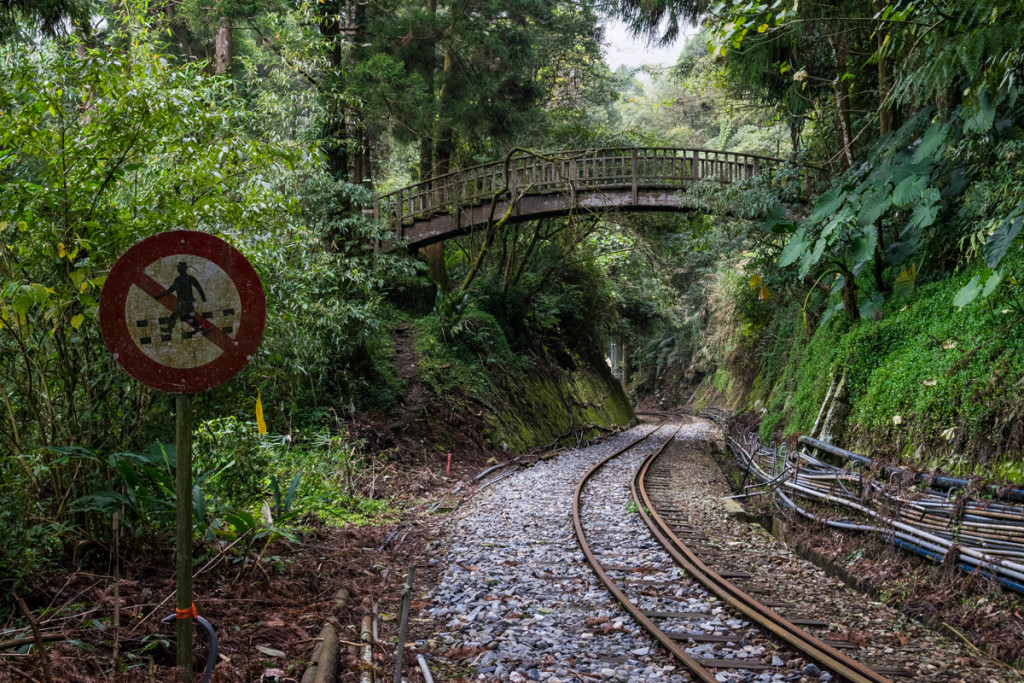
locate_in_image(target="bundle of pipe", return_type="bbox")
[726,426,1024,594]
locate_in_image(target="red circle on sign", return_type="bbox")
[100,231,266,394]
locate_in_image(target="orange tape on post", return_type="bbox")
[175,603,198,620]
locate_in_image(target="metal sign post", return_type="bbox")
[100,231,265,682]
[175,394,194,679]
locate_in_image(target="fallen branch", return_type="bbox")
[542,422,614,451]
[0,634,65,651]
[13,594,54,683]
[8,665,42,683]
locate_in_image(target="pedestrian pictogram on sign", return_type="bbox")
[100,230,266,394]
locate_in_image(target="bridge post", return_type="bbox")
[396,189,403,228]
[631,149,638,205]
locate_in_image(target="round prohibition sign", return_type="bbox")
[100,231,266,394]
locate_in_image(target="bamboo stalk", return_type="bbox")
[0,634,64,651]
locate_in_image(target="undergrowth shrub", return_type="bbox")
[741,250,1024,476]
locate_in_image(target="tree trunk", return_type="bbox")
[789,117,803,153]
[433,47,454,178]
[318,0,348,179]
[875,0,894,135]
[353,127,365,184]
[421,243,454,290]
[419,138,434,182]
[876,39,893,134]
[841,270,860,322]
[831,35,855,169]
[349,0,368,184]
[416,0,453,289]
[873,222,888,293]
[620,338,629,392]
[215,16,232,74]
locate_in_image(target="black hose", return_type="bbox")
[162,613,218,683]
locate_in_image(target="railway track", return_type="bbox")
[573,419,901,683]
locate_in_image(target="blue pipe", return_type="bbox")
[775,488,1024,595]
[892,538,1024,594]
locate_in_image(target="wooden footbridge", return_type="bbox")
[374,147,821,248]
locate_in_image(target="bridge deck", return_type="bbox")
[375,147,819,248]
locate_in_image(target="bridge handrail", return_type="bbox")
[375,146,822,228]
[378,147,802,200]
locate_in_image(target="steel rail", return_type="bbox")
[570,423,722,683]
[632,434,896,683]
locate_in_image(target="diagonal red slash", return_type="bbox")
[132,271,239,357]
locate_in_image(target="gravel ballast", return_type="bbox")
[421,420,1015,682]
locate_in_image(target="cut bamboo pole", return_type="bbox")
[393,566,416,683]
[311,624,339,683]
[417,653,435,683]
[360,615,373,683]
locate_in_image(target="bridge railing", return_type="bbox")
[375,147,816,232]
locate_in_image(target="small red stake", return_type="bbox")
[446,452,452,477]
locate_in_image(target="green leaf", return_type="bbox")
[963,88,996,135]
[761,205,794,234]
[984,215,1023,269]
[982,268,1004,297]
[807,188,846,224]
[910,200,939,229]
[856,188,892,227]
[953,275,982,308]
[72,490,129,513]
[893,263,918,298]
[779,228,808,267]
[849,228,877,263]
[892,175,928,206]
[192,484,206,523]
[911,122,949,164]
[884,240,917,267]
[819,301,844,327]
[820,206,853,242]
[256,646,286,658]
[270,474,282,518]
[284,472,302,516]
[114,459,139,490]
[890,160,932,187]
[12,284,50,316]
[859,291,884,319]
[799,237,827,277]
[224,511,257,534]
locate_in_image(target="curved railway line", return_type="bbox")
[424,416,1011,682]
[572,419,901,683]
